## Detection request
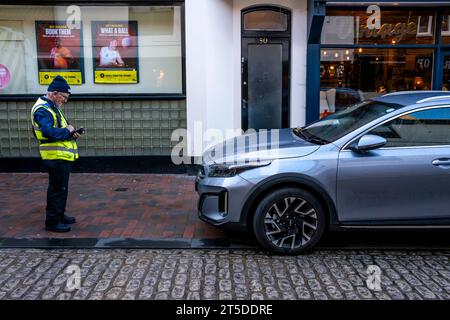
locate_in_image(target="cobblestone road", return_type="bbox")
[0,249,450,300]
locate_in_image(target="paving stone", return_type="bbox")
[235,284,248,298]
[308,279,322,291]
[126,280,141,292]
[23,291,40,300]
[56,292,73,300]
[113,274,129,287]
[219,292,233,300]
[10,285,30,299]
[94,279,111,292]
[265,286,279,299]
[138,286,154,299]
[203,285,216,300]
[219,280,232,292]
[171,285,185,299]
[2,278,20,292]
[262,275,275,286]
[186,291,200,300]
[291,274,305,286]
[356,286,374,299]
[73,287,92,300]
[189,279,201,291]
[326,286,344,299]
[312,291,329,300]
[173,273,187,286]
[42,286,61,299]
[105,287,123,300]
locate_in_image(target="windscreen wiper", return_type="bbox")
[293,127,308,140]
[305,136,330,145]
[293,128,329,145]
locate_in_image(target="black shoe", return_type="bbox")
[45,223,71,233]
[62,215,76,224]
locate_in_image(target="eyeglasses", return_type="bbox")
[57,93,70,102]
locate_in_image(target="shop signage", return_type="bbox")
[416,57,432,70]
[35,21,84,85]
[445,58,450,70]
[360,22,417,43]
[91,21,139,84]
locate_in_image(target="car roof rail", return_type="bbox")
[382,90,446,97]
[416,96,450,104]
[382,91,423,97]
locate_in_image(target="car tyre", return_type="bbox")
[253,188,326,255]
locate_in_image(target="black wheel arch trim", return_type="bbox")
[240,173,340,229]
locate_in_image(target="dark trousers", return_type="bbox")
[44,160,71,225]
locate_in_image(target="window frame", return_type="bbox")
[0,0,186,101]
[241,5,292,38]
[342,105,450,151]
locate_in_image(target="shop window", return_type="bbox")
[243,9,288,31]
[0,5,183,95]
[322,9,436,45]
[443,55,450,91]
[442,11,450,44]
[320,48,433,116]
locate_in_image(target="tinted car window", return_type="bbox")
[300,101,400,143]
[370,107,450,147]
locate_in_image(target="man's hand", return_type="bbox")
[72,132,81,140]
[66,125,75,133]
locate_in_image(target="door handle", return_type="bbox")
[432,158,450,166]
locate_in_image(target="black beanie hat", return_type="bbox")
[48,75,71,94]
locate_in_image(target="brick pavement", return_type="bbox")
[1,248,450,300]
[0,173,224,240]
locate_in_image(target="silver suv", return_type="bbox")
[196,91,450,254]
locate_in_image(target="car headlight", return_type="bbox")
[208,161,271,177]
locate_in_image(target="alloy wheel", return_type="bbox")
[264,196,318,250]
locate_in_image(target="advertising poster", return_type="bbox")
[91,21,139,84]
[35,21,84,85]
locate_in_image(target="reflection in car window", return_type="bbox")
[370,107,450,147]
[298,101,401,143]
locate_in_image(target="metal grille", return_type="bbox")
[0,99,186,157]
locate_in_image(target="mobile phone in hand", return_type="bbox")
[73,128,85,135]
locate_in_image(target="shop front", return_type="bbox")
[0,0,186,168]
[307,0,450,122]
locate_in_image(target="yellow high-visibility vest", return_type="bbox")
[30,98,79,162]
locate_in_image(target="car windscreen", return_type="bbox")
[296,101,401,144]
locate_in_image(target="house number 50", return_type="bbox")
[259,37,268,44]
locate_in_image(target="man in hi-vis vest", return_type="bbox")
[31,76,82,233]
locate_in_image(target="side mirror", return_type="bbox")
[350,134,387,152]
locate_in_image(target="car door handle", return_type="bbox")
[432,159,450,166]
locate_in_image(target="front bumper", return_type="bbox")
[195,169,254,228]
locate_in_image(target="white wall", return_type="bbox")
[185,0,308,157]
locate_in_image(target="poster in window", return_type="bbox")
[35,21,84,85]
[91,21,139,84]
